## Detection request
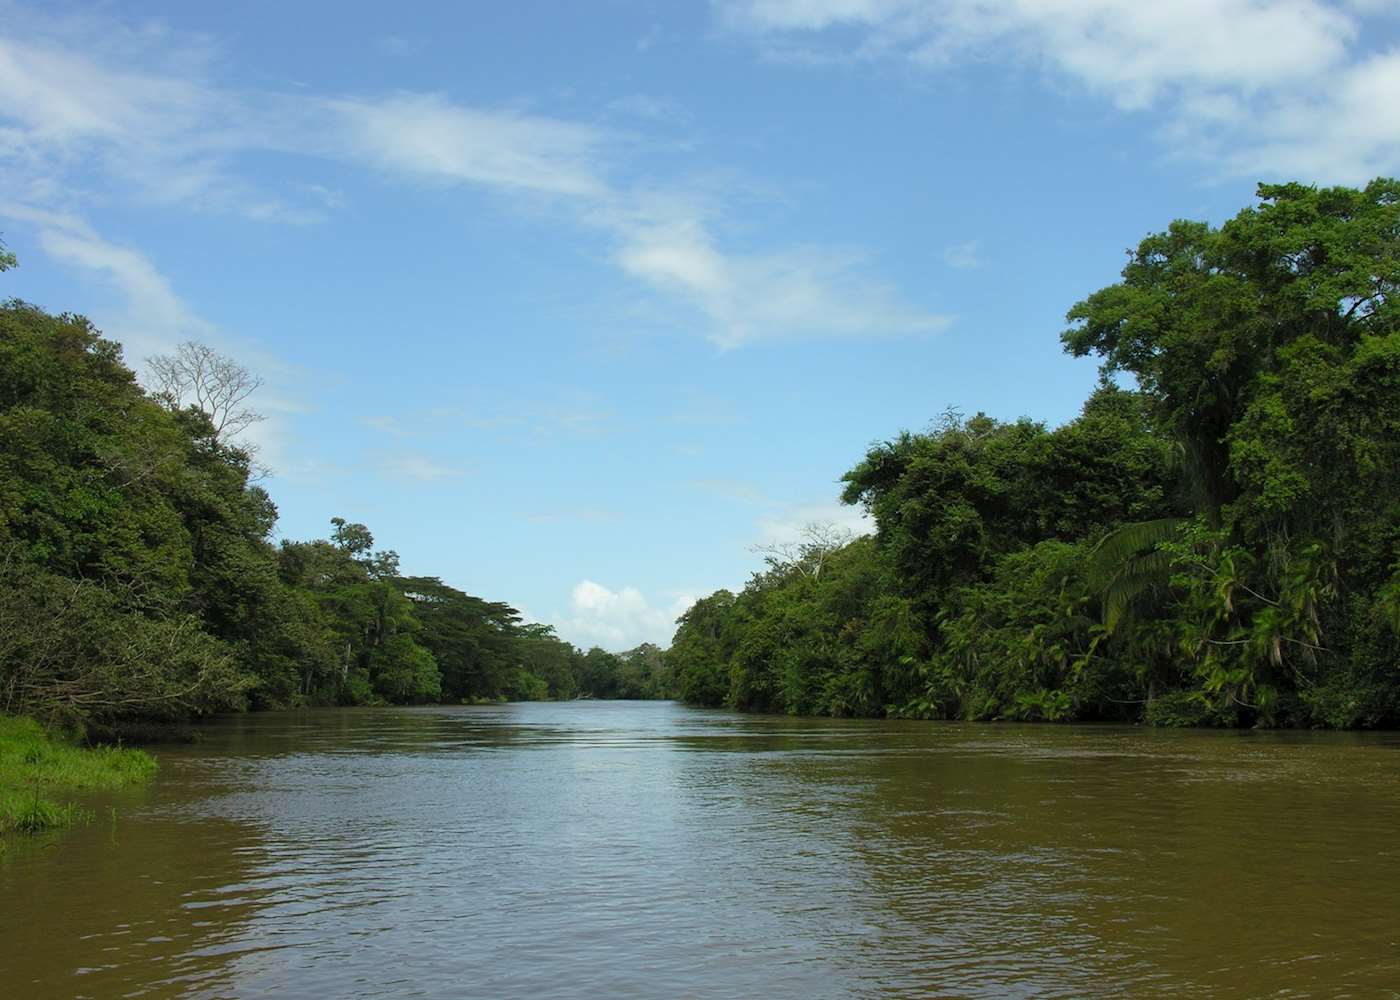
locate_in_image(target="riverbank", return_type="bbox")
[0,716,157,835]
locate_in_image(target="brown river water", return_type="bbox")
[2,701,1398,998]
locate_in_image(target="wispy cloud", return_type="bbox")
[0,201,211,358]
[0,6,946,349]
[0,19,320,223]
[0,200,314,480]
[325,93,610,198]
[714,0,1400,184]
[616,230,950,348]
[686,477,874,546]
[320,94,946,346]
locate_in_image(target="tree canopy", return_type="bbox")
[672,180,1400,728]
[0,300,672,731]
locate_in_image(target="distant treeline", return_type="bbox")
[670,180,1400,728]
[0,299,670,731]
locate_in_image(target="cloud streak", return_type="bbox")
[0,202,307,481]
[326,93,609,198]
[0,201,211,357]
[714,0,1400,184]
[0,8,946,348]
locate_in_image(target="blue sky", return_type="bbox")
[3,0,1398,649]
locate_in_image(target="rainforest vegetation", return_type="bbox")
[2,180,1398,737]
[671,180,1400,728]
[0,288,672,735]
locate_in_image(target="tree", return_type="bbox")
[146,341,264,445]
[0,235,15,272]
[1062,179,1400,518]
[751,522,855,580]
[513,624,580,700]
[669,590,739,706]
[0,303,256,726]
[399,575,522,701]
[331,517,374,556]
[1062,180,1400,725]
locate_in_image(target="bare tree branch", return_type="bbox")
[146,341,265,444]
[750,521,855,581]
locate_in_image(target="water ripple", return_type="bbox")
[3,703,1399,998]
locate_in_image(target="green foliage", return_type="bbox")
[277,529,444,705]
[1141,690,1236,728]
[2,299,668,728]
[512,669,549,702]
[841,387,1177,612]
[0,714,156,835]
[610,643,675,700]
[670,591,741,706]
[400,576,521,701]
[671,538,928,717]
[1084,517,1185,633]
[0,554,252,728]
[675,179,1400,729]
[8,179,1400,732]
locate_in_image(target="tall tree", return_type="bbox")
[146,341,265,446]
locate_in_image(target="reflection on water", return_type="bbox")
[2,702,1398,998]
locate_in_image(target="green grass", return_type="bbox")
[0,715,157,835]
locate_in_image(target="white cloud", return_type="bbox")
[325,93,609,198]
[715,0,1400,184]
[617,225,950,348]
[0,21,317,222]
[0,201,211,359]
[536,498,872,648]
[0,33,212,145]
[0,200,311,477]
[552,580,697,650]
[322,95,946,346]
[0,10,946,349]
[1201,49,1400,184]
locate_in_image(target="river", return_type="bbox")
[2,701,1397,998]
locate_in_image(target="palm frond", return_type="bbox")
[1085,517,1185,590]
[1103,550,1177,632]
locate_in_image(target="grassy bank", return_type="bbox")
[0,716,157,835]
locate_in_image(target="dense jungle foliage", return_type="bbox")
[0,297,671,731]
[671,180,1400,727]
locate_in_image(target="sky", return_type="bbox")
[2,0,1399,650]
